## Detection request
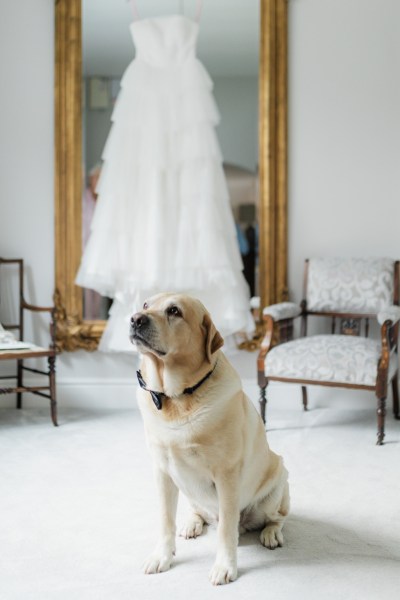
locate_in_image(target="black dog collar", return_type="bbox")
[136,363,217,411]
[136,370,165,410]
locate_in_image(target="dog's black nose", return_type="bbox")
[130,313,149,329]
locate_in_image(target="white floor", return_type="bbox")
[1,355,400,600]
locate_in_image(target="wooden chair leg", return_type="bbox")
[376,396,386,445]
[259,385,267,425]
[48,355,58,427]
[16,359,23,409]
[392,377,399,419]
[301,386,308,411]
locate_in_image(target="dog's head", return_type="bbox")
[130,293,224,364]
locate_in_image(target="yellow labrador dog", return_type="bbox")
[130,293,289,585]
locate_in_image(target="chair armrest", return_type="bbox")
[263,302,301,322]
[257,314,274,387]
[22,301,57,350]
[258,304,301,387]
[22,300,54,313]
[377,305,400,326]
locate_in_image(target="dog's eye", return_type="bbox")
[143,302,148,310]
[167,305,182,318]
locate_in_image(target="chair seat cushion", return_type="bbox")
[265,335,398,386]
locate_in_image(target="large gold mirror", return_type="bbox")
[54,0,287,351]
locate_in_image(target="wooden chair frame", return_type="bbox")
[0,258,58,426]
[257,259,400,445]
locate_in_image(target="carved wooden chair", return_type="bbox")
[0,258,58,425]
[257,258,400,445]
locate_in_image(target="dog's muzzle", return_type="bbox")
[130,312,150,342]
[130,313,166,356]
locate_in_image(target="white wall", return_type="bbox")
[0,0,399,406]
[0,0,55,360]
[288,0,400,301]
[0,0,54,310]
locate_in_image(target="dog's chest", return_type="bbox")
[154,439,218,514]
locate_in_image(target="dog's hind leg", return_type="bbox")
[180,511,205,539]
[259,480,290,549]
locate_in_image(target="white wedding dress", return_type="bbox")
[76,15,253,352]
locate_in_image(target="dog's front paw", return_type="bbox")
[180,514,204,539]
[209,562,237,585]
[142,550,174,574]
[260,524,284,549]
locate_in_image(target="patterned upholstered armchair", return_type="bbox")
[257,258,400,445]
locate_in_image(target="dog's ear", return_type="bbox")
[202,313,224,363]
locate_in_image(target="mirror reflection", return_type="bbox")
[79,0,260,351]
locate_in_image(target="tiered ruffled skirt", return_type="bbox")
[76,57,253,352]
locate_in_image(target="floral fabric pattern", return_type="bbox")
[307,258,394,313]
[265,334,398,386]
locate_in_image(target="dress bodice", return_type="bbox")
[130,15,199,68]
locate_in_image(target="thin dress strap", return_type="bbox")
[128,0,140,21]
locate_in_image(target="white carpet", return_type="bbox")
[1,369,400,599]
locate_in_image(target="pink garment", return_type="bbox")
[82,188,103,319]
[82,188,97,247]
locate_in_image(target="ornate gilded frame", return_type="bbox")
[54,0,288,351]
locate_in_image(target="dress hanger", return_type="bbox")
[128,0,203,22]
